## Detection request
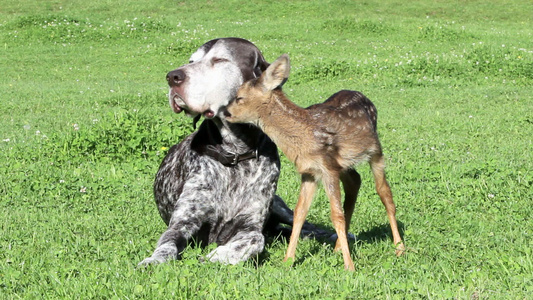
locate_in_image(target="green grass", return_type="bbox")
[1,0,532,298]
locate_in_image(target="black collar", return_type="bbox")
[203,144,258,166]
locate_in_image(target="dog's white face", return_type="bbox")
[167,38,268,120]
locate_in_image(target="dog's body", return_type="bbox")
[139,38,330,266]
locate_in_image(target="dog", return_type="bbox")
[139,38,334,266]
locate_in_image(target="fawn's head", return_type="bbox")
[225,54,290,124]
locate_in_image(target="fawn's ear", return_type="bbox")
[261,54,290,91]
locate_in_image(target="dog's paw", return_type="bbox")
[138,243,179,267]
[206,246,242,265]
[137,256,165,267]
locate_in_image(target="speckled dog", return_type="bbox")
[139,38,330,266]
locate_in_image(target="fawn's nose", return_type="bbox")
[166,69,186,87]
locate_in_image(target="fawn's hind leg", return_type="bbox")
[284,174,317,263]
[323,173,355,271]
[334,168,361,252]
[370,154,405,256]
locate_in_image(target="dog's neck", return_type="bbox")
[197,117,263,154]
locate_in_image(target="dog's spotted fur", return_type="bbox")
[140,121,279,265]
[139,38,335,266]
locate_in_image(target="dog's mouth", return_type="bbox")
[170,95,184,114]
[203,110,215,118]
[170,93,194,116]
[169,92,216,120]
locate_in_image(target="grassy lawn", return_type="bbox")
[1,0,532,298]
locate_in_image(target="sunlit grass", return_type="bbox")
[1,0,532,298]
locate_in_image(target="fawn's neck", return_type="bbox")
[257,91,312,164]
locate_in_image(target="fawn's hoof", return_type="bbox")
[395,242,406,256]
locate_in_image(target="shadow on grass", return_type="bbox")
[257,220,405,268]
[158,219,405,268]
[356,221,405,246]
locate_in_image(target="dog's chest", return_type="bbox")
[155,144,279,222]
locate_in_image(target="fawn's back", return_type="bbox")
[304,90,383,171]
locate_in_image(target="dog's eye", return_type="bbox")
[212,57,227,64]
[235,97,243,104]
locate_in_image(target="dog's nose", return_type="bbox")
[166,69,186,87]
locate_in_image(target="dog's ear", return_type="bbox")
[261,54,290,91]
[253,52,270,78]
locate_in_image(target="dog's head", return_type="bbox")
[166,38,269,120]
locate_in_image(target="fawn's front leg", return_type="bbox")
[284,174,317,264]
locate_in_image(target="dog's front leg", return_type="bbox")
[138,228,188,266]
[138,198,208,266]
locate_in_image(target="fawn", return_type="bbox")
[224,54,404,271]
